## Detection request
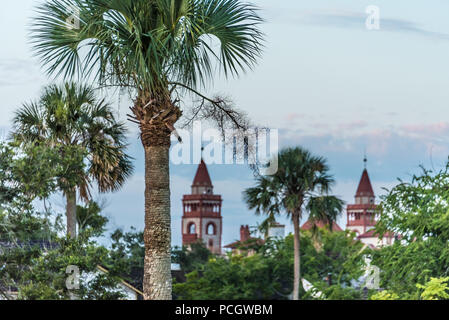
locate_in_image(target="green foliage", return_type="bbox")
[173,231,366,300]
[0,208,126,300]
[243,147,345,299]
[31,0,263,299]
[244,147,343,221]
[31,0,263,92]
[174,254,279,300]
[77,201,108,237]
[0,207,58,298]
[19,143,87,197]
[372,162,449,299]
[0,208,60,243]
[299,230,366,287]
[172,241,212,274]
[376,162,449,242]
[0,141,63,204]
[0,141,65,243]
[319,285,363,300]
[0,147,127,300]
[12,82,133,199]
[417,277,449,300]
[105,228,145,291]
[16,235,125,300]
[370,277,449,300]
[1,130,132,299]
[370,290,400,300]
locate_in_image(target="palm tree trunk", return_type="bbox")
[292,210,301,300]
[66,189,77,239]
[142,125,172,300]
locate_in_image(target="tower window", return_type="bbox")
[208,239,214,249]
[207,223,216,235]
[188,223,196,234]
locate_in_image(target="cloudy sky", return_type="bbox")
[1,0,449,247]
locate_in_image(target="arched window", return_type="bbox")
[206,223,216,235]
[188,223,196,234]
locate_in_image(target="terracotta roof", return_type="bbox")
[356,229,378,238]
[357,229,395,239]
[355,169,375,197]
[192,159,212,187]
[301,219,343,232]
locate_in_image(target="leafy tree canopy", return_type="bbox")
[0,147,127,299]
[173,230,366,300]
[372,161,449,299]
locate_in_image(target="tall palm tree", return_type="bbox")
[12,82,133,239]
[243,147,344,300]
[31,0,263,299]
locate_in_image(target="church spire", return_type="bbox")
[356,150,374,198]
[355,168,375,198]
[191,160,213,194]
[192,160,213,187]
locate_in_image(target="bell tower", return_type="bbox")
[182,160,223,254]
[346,157,377,236]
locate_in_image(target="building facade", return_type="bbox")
[267,222,286,239]
[181,160,223,254]
[346,166,394,248]
[224,225,264,256]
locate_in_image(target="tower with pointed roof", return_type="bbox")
[182,160,223,254]
[346,158,394,248]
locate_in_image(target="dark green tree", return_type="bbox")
[15,233,126,300]
[0,141,62,208]
[77,201,109,237]
[372,161,449,299]
[172,241,212,274]
[105,228,145,292]
[299,229,366,288]
[173,232,366,300]
[0,141,128,300]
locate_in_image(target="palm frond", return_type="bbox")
[306,195,345,231]
[12,82,134,197]
[31,0,264,92]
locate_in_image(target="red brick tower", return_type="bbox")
[346,160,378,237]
[182,160,223,254]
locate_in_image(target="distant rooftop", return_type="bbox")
[301,219,343,232]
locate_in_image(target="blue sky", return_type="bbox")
[1,1,449,247]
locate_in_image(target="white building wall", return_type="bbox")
[201,217,221,253]
[268,226,285,239]
[359,236,394,248]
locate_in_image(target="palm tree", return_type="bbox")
[12,82,133,239]
[31,0,263,299]
[243,147,344,300]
